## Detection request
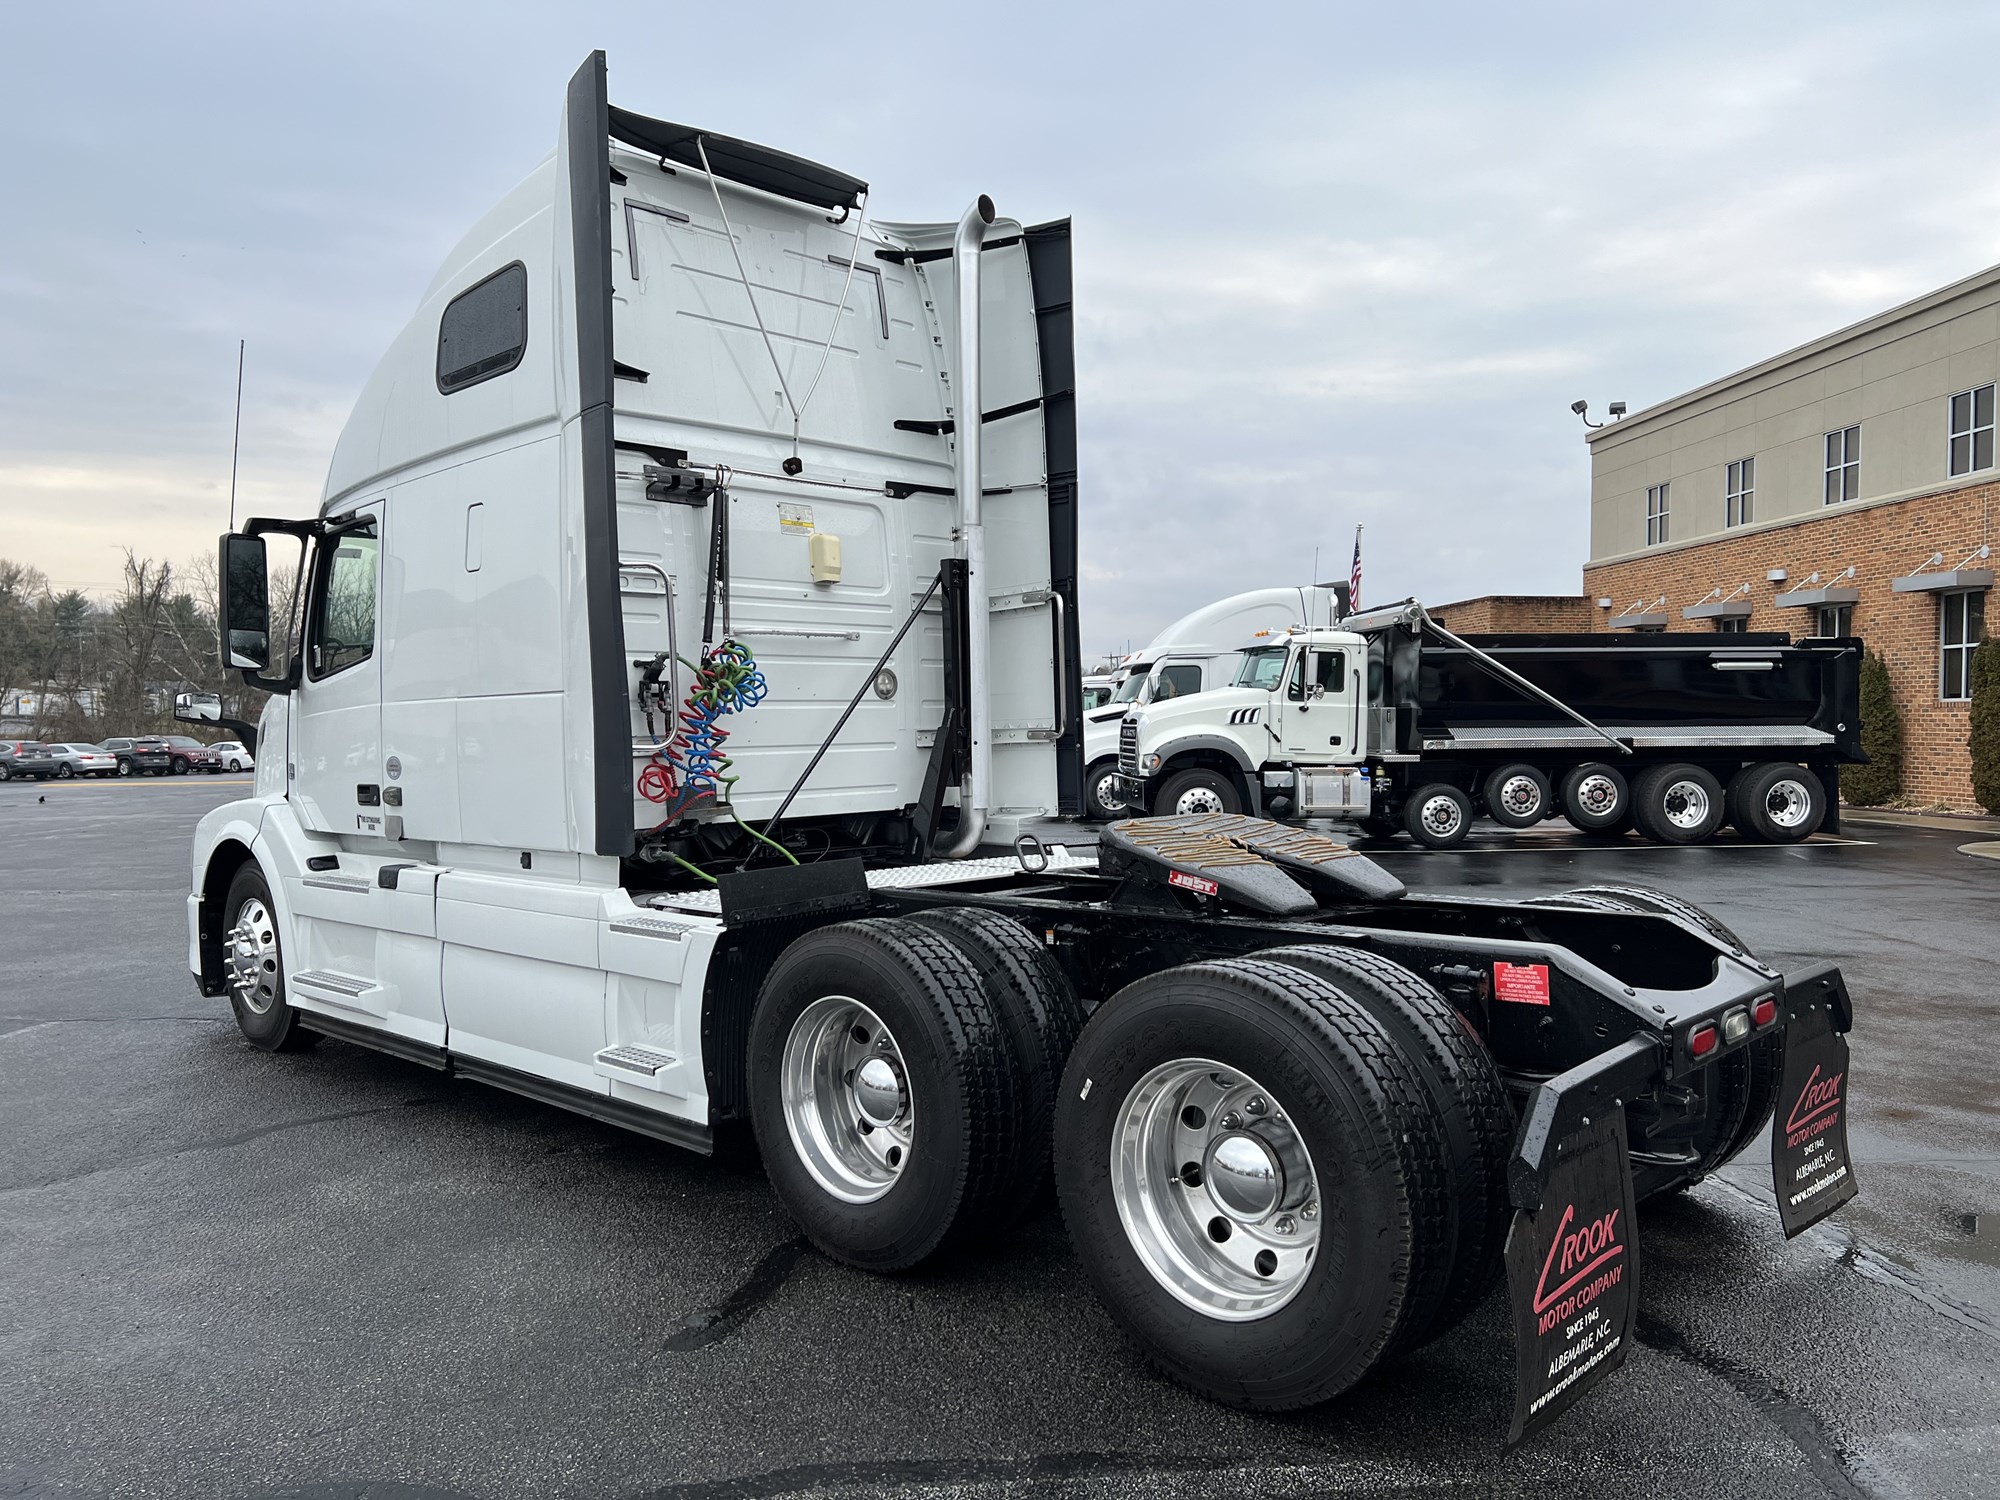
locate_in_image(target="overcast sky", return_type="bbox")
[6,2,2000,655]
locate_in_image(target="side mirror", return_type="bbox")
[1306,682,1327,701]
[175,691,222,724]
[220,533,271,671]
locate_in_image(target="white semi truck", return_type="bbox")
[1115,601,1864,848]
[184,54,1859,1437]
[1079,586,1343,818]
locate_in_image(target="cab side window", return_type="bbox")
[308,524,379,679]
[1157,664,1203,699]
[1290,650,1346,699]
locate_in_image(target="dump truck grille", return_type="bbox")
[1119,718,1139,777]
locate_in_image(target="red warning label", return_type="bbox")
[1494,962,1551,1005]
[1167,869,1219,897]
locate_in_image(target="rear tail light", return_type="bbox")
[1721,1007,1751,1045]
[1752,996,1779,1028]
[1688,1022,1719,1059]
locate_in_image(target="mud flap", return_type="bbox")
[1505,1109,1640,1445]
[1772,1003,1857,1237]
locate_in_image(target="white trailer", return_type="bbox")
[185,54,1860,1434]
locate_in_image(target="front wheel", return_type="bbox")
[222,864,319,1052]
[1155,766,1243,817]
[170,758,188,775]
[1083,759,1127,821]
[1403,783,1473,848]
[56,763,74,779]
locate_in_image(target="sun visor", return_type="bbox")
[607,106,866,211]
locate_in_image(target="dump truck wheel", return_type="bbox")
[1254,945,1511,1350]
[221,864,319,1053]
[1558,762,1629,832]
[1632,763,1725,844]
[748,919,1023,1272]
[1157,767,1242,817]
[1482,763,1552,829]
[1404,783,1473,848]
[1054,957,1445,1410]
[1728,762,1824,843]
[904,907,1086,1227]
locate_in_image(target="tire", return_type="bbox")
[1631,763,1724,844]
[1553,882,1749,953]
[1055,957,1449,1409]
[1559,762,1629,833]
[1482,763,1551,829]
[1357,813,1401,842]
[1254,945,1512,1349]
[0,765,10,782]
[748,919,1022,1272]
[1728,762,1824,843]
[1155,766,1242,818]
[1083,759,1127,822]
[55,763,74,780]
[1403,783,1473,848]
[229,758,244,773]
[117,760,133,778]
[221,864,319,1052]
[904,907,1087,1226]
[170,758,188,775]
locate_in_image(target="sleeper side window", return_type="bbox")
[308,524,379,680]
[437,262,528,393]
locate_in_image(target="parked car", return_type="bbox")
[101,737,175,777]
[44,743,119,778]
[0,741,61,781]
[158,735,222,774]
[211,740,255,773]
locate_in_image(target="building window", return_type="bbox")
[1714,616,1747,634]
[1824,426,1860,505]
[1941,589,1985,700]
[1726,458,1754,526]
[1646,483,1670,546]
[1814,604,1853,639]
[1949,384,1995,477]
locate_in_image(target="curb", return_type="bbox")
[1840,808,2000,835]
[1958,841,2000,863]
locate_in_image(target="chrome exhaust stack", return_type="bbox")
[935,194,995,858]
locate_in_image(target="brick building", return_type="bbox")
[1441,263,1998,810]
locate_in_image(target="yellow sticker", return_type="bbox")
[778,502,815,534]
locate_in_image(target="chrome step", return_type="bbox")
[289,969,381,1011]
[594,1044,678,1077]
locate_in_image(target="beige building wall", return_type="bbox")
[1588,266,2000,563]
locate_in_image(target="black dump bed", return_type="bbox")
[1366,626,1864,760]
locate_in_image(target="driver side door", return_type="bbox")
[1275,646,1362,763]
[291,504,385,836]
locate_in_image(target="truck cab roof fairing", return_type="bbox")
[607,107,866,212]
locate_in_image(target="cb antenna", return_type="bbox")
[227,339,245,529]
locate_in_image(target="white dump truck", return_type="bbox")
[1078,586,1344,819]
[1115,601,1864,848]
[183,54,1859,1437]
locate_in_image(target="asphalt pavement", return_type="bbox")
[1,778,1995,1500]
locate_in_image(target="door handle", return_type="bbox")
[356,784,381,806]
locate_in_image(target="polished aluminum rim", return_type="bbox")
[1173,784,1227,816]
[1573,772,1619,816]
[1417,793,1463,839]
[1764,778,1814,829]
[1110,1059,1320,1321]
[1495,774,1541,818]
[780,995,914,1205]
[1662,779,1712,830]
[227,896,281,1014]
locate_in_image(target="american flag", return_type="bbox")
[1348,526,1363,612]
